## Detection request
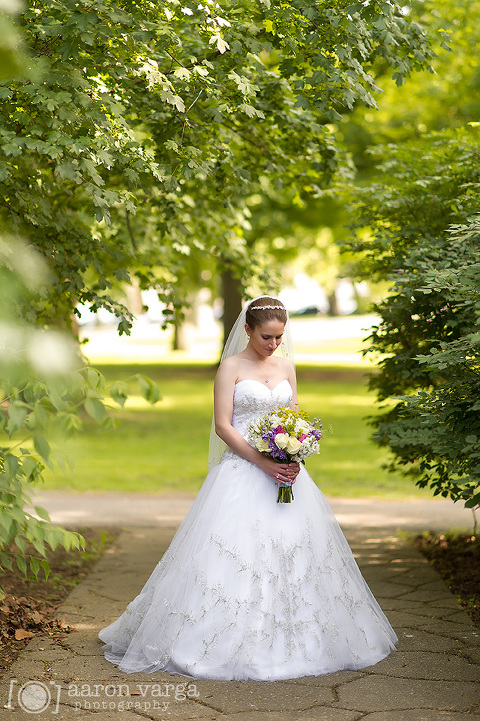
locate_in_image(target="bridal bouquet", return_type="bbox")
[248,406,322,503]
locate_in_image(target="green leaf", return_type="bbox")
[34,435,51,461]
[9,506,26,526]
[45,528,62,552]
[29,555,40,578]
[0,513,13,540]
[110,381,129,407]
[4,453,19,479]
[137,375,161,404]
[33,505,50,521]
[30,534,47,557]
[14,534,27,554]
[55,160,83,183]
[210,34,229,54]
[40,558,51,580]
[30,402,50,430]
[239,103,265,119]
[0,551,13,571]
[81,158,105,186]
[84,397,106,423]
[8,401,28,430]
[173,66,191,80]
[22,456,39,482]
[160,89,185,112]
[16,554,27,576]
[86,368,105,391]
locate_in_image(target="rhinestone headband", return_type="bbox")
[249,304,285,310]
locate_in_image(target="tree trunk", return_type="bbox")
[125,280,144,317]
[171,291,203,351]
[172,316,187,351]
[327,288,339,317]
[221,268,243,347]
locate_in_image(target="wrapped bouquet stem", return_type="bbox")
[249,406,322,503]
[276,478,294,504]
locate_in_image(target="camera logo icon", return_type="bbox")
[7,679,61,714]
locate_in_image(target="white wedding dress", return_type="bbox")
[98,379,397,680]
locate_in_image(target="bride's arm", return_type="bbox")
[213,359,297,482]
[285,360,300,479]
[285,360,299,411]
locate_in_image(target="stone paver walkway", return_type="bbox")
[2,495,479,720]
[27,491,479,533]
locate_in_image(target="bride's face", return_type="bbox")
[246,319,285,357]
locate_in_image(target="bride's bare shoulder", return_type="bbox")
[277,356,295,373]
[219,354,243,370]
[216,354,242,381]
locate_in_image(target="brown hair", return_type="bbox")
[245,296,288,330]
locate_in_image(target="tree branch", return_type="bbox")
[125,210,138,250]
[181,89,203,143]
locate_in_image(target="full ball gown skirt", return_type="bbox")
[98,379,397,680]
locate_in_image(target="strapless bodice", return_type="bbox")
[231,378,293,439]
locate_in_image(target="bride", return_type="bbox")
[98,295,397,681]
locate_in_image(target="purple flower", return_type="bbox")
[269,440,288,461]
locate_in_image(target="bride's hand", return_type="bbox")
[260,459,300,484]
[287,462,300,483]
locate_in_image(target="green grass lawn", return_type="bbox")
[40,363,430,499]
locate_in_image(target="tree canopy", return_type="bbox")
[341,0,480,510]
[1,0,436,333]
[0,0,440,584]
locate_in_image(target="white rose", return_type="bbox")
[295,420,310,434]
[286,436,302,454]
[274,433,288,449]
[256,438,271,453]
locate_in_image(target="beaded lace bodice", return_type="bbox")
[231,379,293,438]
